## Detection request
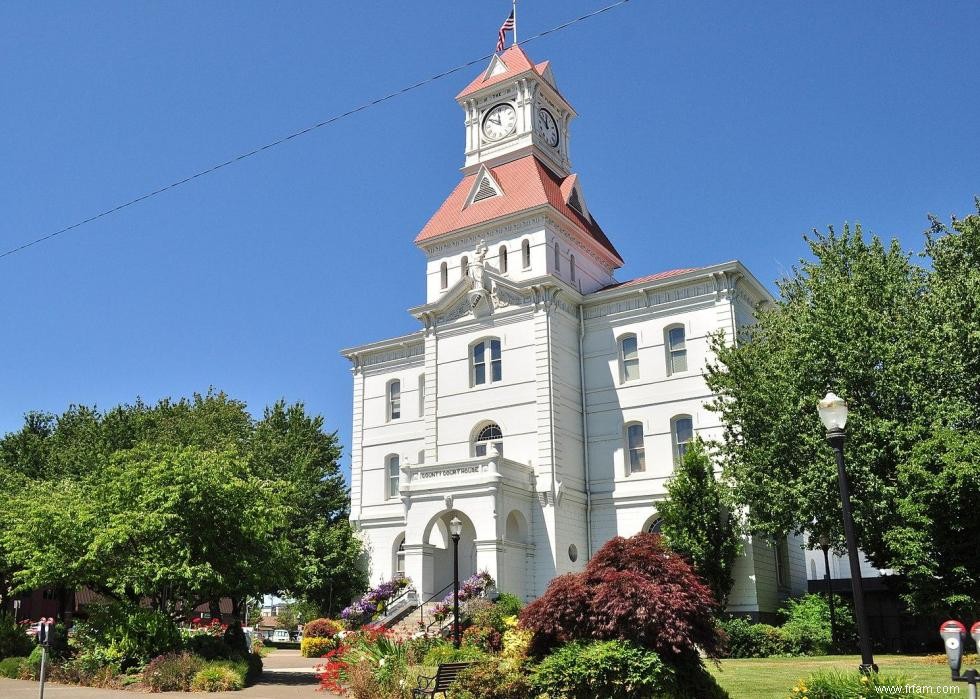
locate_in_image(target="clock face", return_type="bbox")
[482,103,517,141]
[536,108,559,147]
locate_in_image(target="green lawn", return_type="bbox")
[708,655,962,699]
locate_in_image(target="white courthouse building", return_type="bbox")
[343,46,806,619]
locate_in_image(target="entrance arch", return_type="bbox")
[423,510,478,597]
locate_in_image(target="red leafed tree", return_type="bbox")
[520,533,722,658]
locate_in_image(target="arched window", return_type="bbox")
[521,239,531,269]
[554,242,561,272]
[394,537,406,578]
[647,517,663,534]
[570,254,576,282]
[671,415,694,464]
[386,454,400,498]
[498,245,508,273]
[625,422,645,473]
[619,334,639,383]
[387,380,401,421]
[666,325,688,374]
[461,256,469,278]
[471,338,502,385]
[440,262,448,289]
[418,374,425,417]
[473,422,503,457]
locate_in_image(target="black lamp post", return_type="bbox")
[449,516,462,649]
[817,391,876,674]
[818,533,837,649]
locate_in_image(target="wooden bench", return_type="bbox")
[412,662,472,698]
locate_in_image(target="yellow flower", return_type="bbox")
[861,676,869,684]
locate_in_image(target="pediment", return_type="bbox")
[483,54,509,81]
[411,266,531,326]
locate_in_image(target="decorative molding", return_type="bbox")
[360,342,426,368]
[583,281,715,320]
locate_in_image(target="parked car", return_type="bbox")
[271,629,291,643]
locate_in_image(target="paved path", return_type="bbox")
[0,650,342,699]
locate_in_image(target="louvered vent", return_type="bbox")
[473,176,498,202]
[568,188,584,214]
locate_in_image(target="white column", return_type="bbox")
[474,539,504,587]
[403,543,436,599]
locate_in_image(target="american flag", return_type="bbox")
[496,10,515,52]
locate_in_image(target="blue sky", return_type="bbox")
[2,1,978,477]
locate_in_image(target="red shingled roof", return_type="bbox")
[457,46,548,100]
[414,155,623,264]
[599,268,702,291]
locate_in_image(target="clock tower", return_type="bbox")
[457,46,574,177]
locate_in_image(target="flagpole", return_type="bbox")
[512,0,518,45]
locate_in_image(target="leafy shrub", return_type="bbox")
[301,636,337,657]
[60,642,124,685]
[345,658,381,699]
[520,533,722,659]
[719,617,789,658]
[0,615,33,659]
[27,644,44,678]
[184,633,232,660]
[422,642,487,666]
[789,670,926,698]
[405,634,444,664]
[303,618,343,638]
[0,656,28,679]
[532,640,671,699]
[143,652,204,692]
[462,624,502,653]
[494,593,524,618]
[780,594,856,655]
[73,603,181,670]
[501,627,532,660]
[191,663,244,692]
[533,641,728,699]
[448,657,533,699]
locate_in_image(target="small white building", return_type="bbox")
[342,46,806,619]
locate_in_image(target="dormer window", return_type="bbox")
[499,245,508,273]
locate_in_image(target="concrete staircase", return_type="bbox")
[385,606,447,641]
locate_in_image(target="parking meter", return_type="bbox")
[940,620,967,676]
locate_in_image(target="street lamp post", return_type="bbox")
[449,516,462,649]
[817,391,876,674]
[818,534,837,648]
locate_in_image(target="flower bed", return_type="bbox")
[341,577,412,628]
[432,572,495,622]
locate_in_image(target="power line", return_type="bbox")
[0,0,631,261]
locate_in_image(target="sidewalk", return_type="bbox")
[0,650,341,699]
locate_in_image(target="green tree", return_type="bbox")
[0,390,365,619]
[706,209,980,616]
[656,438,741,606]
